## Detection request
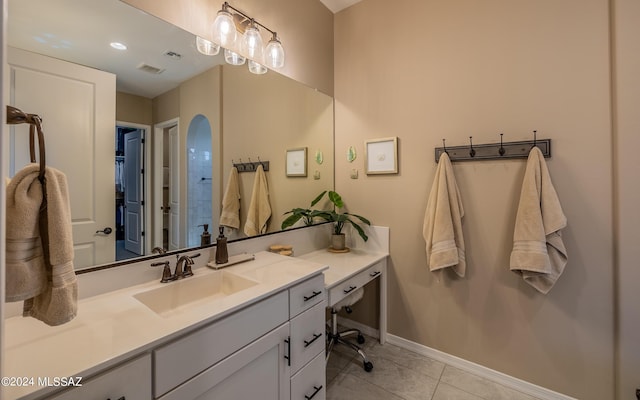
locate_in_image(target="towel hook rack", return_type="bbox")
[434,132,551,162]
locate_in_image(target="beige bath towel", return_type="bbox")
[510,147,567,294]
[6,164,77,325]
[243,164,271,236]
[220,167,241,229]
[423,152,466,277]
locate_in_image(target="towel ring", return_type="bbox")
[6,105,46,182]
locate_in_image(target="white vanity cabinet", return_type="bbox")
[288,274,327,400]
[47,354,151,400]
[154,274,327,400]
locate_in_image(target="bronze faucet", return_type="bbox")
[151,253,200,283]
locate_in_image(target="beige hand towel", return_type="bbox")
[243,164,271,237]
[510,146,567,294]
[6,164,78,325]
[220,167,241,229]
[423,152,466,277]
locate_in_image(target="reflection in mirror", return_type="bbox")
[6,0,334,271]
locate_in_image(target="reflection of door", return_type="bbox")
[168,125,181,250]
[8,47,116,268]
[124,129,144,255]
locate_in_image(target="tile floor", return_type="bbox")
[326,332,542,400]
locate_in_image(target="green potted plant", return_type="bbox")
[315,190,371,251]
[281,190,329,230]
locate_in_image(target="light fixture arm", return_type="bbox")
[222,1,278,37]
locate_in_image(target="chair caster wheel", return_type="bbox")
[364,361,373,372]
[357,334,365,344]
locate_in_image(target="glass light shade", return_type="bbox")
[265,35,285,69]
[224,48,246,65]
[196,36,220,56]
[248,60,267,75]
[211,9,237,47]
[241,23,264,61]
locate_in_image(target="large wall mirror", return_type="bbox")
[6,0,334,271]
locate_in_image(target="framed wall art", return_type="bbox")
[286,147,308,177]
[365,137,398,174]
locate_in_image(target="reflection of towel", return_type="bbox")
[220,167,241,229]
[510,147,567,294]
[243,165,271,236]
[422,152,466,277]
[6,164,78,325]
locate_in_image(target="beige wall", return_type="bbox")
[116,91,153,125]
[152,87,180,123]
[334,0,614,399]
[612,0,640,398]
[122,0,334,95]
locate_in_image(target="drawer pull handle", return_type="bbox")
[303,290,322,302]
[343,285,357,294]
[284,337,291,366]
[305,385,323,400]
[369,271,381,278]
[303,332,322,347]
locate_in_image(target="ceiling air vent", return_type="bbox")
[137,63,165,75]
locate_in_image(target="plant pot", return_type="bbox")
[331,233,346,250]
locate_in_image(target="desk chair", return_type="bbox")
[326,287,374,372]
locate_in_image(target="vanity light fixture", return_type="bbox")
[210,1,285,73]
[196,36,220,56]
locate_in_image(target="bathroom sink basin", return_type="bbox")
[133,270,259,317]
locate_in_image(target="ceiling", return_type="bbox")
[8,0,225,98]
[8,0,362,99]
[319,0,362,13]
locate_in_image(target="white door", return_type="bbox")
[8,47,116,268]
[168,125,181,250]
[124,129,143,255]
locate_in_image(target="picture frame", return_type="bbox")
[365,137,398,174]
[286,147,308,177]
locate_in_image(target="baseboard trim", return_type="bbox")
[337,317,576,400]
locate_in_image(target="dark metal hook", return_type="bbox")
[469,136,476,157]
[532,130,537,148]
[499,133,505,156]
[442,139,448,154]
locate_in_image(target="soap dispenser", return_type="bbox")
[199,224,211,246]
[215,226,229,264]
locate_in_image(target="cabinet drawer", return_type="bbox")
[48,354,151,400]
[291,352,326,400]
[327,262,382,307]
[290,300,326,373]
[289,274,325,318]
[154,291,289,397]
[158,323,290,400]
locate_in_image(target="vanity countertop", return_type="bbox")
[3,251,327,400]
[299,248,388,287]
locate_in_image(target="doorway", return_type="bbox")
[115,125,145,261]
[186,115,213,247]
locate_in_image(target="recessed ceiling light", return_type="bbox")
[110,42,127,50]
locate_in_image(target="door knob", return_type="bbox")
[96,227,113,235]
